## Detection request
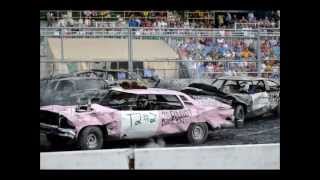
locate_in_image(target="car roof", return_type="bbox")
[216,76,269,81]
[110,87,187,96]
[49,77,105,81]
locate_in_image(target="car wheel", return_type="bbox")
[77,126,104,150]
[187,123,208,145]
[234,104,245,128]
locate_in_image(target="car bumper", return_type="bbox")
[40,123,76,139]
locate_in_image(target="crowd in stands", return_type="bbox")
[42,10,280,79]
[173,36,279,79]
[43,10,280,29]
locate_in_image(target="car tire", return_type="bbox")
[234,104,245,128]
[77,126,104,150]
[276,102,280,117]
[187,123,208,145]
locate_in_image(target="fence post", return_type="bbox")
[257,29,261,77]
[60,27,64,61]
[128,28,133,78]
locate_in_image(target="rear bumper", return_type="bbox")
[40,123,76,139]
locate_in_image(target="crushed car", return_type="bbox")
[181,76,280,127]
[40,77,110,106]
[40,82,235,150]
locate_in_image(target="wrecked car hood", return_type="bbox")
[182,83,251,106]
[40,104,121,135]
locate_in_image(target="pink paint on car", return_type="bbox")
[40,87,234,150]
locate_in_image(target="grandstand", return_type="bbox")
[40,10,280,80]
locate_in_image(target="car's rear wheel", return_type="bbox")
[77,126,104,150]
[187,123,208,145]
[234,104,245,128]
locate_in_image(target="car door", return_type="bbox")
[250,80,271,115]
[120,94,189,139]
[155,94,191,134]
[265,80,280,110]
[120,94,160,139]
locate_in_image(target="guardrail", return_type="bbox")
[40,27,280,38]
[40,143,280,169]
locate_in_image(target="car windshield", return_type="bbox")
[76,79,105,90]
[211,79,224,89]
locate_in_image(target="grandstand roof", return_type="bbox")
[47,38,179,61]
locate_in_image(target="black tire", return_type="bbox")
[187,123,208,145]
[77,126,104,150]
[234,104,245,128]
[276,102,280,117]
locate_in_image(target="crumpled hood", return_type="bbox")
[40,103,117,124]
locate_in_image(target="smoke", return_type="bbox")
[143,137,166,148]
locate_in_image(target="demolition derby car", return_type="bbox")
[40,82,234,150]
[40,69,161,106]
[40,77,110,106]
[181,76,280,127]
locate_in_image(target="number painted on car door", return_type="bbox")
[120,111,160,139]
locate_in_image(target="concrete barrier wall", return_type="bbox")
[134,144,280,169]
[40,148,132,169]
[40,144,279,169]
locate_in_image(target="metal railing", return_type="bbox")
[40,27,280,38]
[40,59,280,80]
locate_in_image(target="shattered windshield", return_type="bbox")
[76,79,105,90]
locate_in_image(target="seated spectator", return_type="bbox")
[240,16,248,23]
[240,47,254,59]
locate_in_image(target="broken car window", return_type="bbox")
[222,80,240,94]
[56,80,75,92]
[179,95,193,105]
[76,79,105,90]
[211,79,224,89]
[266,80,279,91]
[251,80,266,93]
[155,95,183,110]
[48,80,59,90]
[100,90,137,110]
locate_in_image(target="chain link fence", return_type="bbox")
[40,27,279,80]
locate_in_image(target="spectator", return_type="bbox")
[83,11,92,17]
[240,16,248,23]
[240,47,254,59]
[218,14,224,27]
[135,18,141,27]
[225,13,232,27]
[128,17,137,27]
[248,12,255,22]
[46,12,54,27]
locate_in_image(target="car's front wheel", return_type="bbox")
[77,126,104,150]
[234,104,245,128]
[187,123,208,145]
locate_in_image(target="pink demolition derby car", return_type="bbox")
[40,86,235,150]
